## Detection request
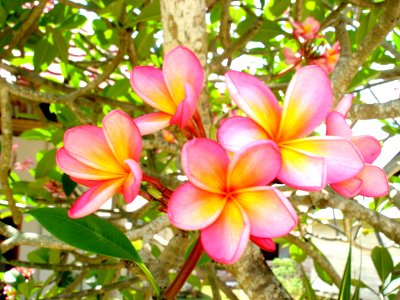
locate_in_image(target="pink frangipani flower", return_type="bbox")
[168,138,297,264]
[309,42,340,74]
[283,48,303,66]
[218,66,364,191]
[292,17,320,42]
[326,95,389,197]
[130,46,204,135]
[56,110,143,218]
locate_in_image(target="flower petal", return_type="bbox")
[330,177,363,198]
[326,111,352,139]
[225,71,281,138]
[163,46,204,104]
[182,138,229,193]
[228,140,281,190]
[122,159,142,204]
[284,137,364,184]
[168,182,226,230]
[352,135,381,164]
[102,110,142,163]
[134,112,172,135]
[201,201,250,264]
[279,146,327,191]
[358,164,389,197]
[68,178,124,218]
[251,236,276,252]
[278,66,332,141]
[218,117,269,153]
[234,186,297,237]
[170,83,198,129]
[335,94,353,117]
[130,66,176,114]
[63,125,124,174]
[70,177,99,187]
[56,148,120,180]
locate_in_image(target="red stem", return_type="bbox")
[164,238,203,300]
[193,110,207,138]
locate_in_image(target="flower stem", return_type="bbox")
[163,237,203,300]
[193,110,207,137]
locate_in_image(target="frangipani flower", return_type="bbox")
[309,42,340,74]
[326,95,389,197]
[218,66,364,191]
[56,110,143,218]
[130,46,204,135]
[283,48,303,66]
[292,17,320,42]
[168,138,297,264]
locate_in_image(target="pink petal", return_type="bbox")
[227,140,281,190]
[278,66,332,141]
[63,125,124,174]
[201,201,250,264]
[102,110,142,163]
[168,182,226,230]
[56,148,120,180]
[134,112,172,135]
[352,136,381,164]
[326,111,352,139]
[234,186,297,237]
[225,71,281,138]
[68,178,124,218]
[182,138,229,193]
[130,66,176,114]
[335,94,353,117]
[70,177,99,187]
[122,159,142,203]
[279,146,327,191]
[218,117,269,153]
[170,83,198,129]
[284,136,364,184]
[358,164,389,197]
[330,177,363,198]
[163,46,204,104]
[251,236,276,252]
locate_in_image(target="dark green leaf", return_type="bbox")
[338,246,352,300]
[61,174,77,197]
[51,29,69,62]
[33,39,57,72]
[134,0,160,24]
[35,149,57,179]
[134,25,155,60]
[27,207,142,262]
[371,246,394,282]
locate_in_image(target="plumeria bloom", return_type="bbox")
[14,157,34,171]
[56,110,143,218]
[292,17,320,42]
[218,66,364,191]
[310,42,340,74]
[326,95,389,197]
[283,48,303,66]
[168,138,297,264]
[130,46,204,135]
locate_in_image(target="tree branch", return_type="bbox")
[349,98,400,120]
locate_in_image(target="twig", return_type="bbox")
[219,0,232,48]
[349,98,400,120]
[205,264,222,300]
[347,0,386,8]
[0,83,22,225]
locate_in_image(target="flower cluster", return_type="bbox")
[56,46,388,264]
[284,17,340,74]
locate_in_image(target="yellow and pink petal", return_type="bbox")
[234,186,297,238]
[278,66,332,142]
[227,140,281,190]
[251,236,276,252]
[122,159,143,204]
[68,178,125,218]
[169,83,198,129]
[225,71,281,138]
[181,138,229,193]
[134,112,172,135]
[168,182,226,230]
[201,201,250,264]
[218,117,269,153]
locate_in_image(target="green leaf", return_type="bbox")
[371,246,394,282]
[134,25,155,60]
[338,246,352,300]
[51,29,69,62]
[35,149,57,179]
[0,5,6,27]
[134,0,160,24]
[33,39,57,72]
[61,174,77,197]
[314,261,333,285]
[300,265,318,300]
[20,128,52,141]
[289,244,307,263]
[28,248,52,264]
[27,207,141,262]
